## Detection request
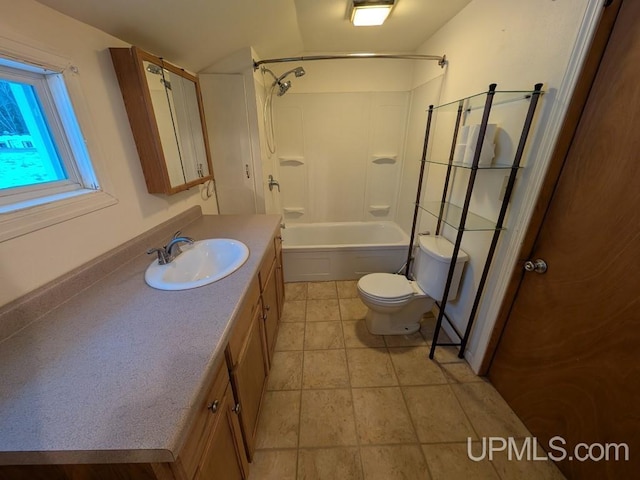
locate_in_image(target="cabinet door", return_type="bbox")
[274,233,285,318]
[196,383,247,480]
[109,47,214,195]
[262,261,280,363]
[229,306,268,461]
[178,362,232,480]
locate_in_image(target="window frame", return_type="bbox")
[0,34,117,242]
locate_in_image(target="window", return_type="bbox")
[0,77,68,190]
[0,58,99,211]
[0,38,116,242]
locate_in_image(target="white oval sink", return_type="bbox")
[145,238,249,291]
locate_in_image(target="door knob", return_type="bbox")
[524,259,547,274]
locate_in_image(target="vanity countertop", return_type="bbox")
[0,213,281,465]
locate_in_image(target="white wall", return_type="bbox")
[396,75,445,234]
[407,0,595,370]
[0,0,218,307]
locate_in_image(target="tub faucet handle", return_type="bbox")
[268,175,280,192]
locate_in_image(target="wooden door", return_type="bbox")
[488,1,639,479]
[199,74,258,214]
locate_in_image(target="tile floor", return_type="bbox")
[249,281,566,480]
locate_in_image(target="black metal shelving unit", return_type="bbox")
[405,83,544,360]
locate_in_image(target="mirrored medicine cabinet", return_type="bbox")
[110,46,214,195]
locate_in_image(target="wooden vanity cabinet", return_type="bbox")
[0,229,284,480]
[0,363,248,480]
[225,278,268,462]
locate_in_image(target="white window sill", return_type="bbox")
[0,189,118,242]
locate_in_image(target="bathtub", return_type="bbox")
[281,221,409,282]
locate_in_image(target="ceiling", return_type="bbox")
[35,0,471,72]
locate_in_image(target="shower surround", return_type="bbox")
[273,90,410,224]
[261,61,444,280]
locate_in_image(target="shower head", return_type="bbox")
[277,80,292,96]
[276,66,306,82]
[261,65,306,97]
[275,67,305,96]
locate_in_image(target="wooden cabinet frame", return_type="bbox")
[110,47,215,195]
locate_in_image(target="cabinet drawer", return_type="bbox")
[227,278,260,367]
[179,361,230,480]
[258,240,276,292]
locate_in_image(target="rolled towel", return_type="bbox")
[462,123,498,167]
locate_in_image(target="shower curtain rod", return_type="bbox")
[253,53,447,70]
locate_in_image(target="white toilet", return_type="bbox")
[357,236,469,335]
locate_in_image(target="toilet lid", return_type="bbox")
[358,273,415,300]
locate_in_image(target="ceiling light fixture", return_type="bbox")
[350,0,395,27]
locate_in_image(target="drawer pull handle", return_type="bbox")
[265,305,271,311]
[232,402,241,414]
[207,400,219,413]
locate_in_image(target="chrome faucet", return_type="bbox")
[166,231,195,257]
[147,231,195,265]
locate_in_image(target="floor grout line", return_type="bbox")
[339,297,366,480]
[389,340,434,480]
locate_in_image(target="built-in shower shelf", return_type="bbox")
[369,205,391,215]
[283,207,305,217]
[372,155,397,164]
[279,156,305,166]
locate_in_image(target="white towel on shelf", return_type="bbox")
[462,123,498,167]
[452,125,470,164]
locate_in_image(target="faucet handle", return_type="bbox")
[147,247,169,265]
[171,230,182,240]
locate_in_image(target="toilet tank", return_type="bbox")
[413,236,469,301]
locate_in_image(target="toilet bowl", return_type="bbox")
[357,273,434,334]
[357,236,468,335]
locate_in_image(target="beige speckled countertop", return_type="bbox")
[0,213,281,465]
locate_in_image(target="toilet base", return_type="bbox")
[363,297,434,336]
[365,311,420,335]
